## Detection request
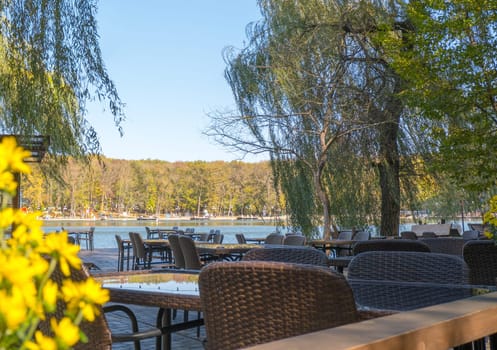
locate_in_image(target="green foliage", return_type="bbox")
[0,1,123,159]
[393,0,497,194]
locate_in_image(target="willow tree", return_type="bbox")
[0,1,123,159]
[207,0,411,238]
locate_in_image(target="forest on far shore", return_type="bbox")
[22,157,281,220]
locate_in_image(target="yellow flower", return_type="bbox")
[0,136,32,174]
[39,232,81,276]
[0,207,15,230]
[0,288,28,329]
[50,317,80,347]
[42,280,58,313]
[0,171,17,195]
[24,331,57,350]
[61,278,109,321]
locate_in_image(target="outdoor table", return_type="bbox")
[143,239,172,265]
[309,239,356,257]
[67,229,94,250]
[196,243,261,261]
[95,270,202,350]
[245,237,266,244]
[329,256,353,273]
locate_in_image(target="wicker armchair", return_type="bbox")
[40,264,161,350]
[115,234,132,271]
[264,232,284,245]
[352,239,431,255]
[347,251,471,312]
[242,246,329,267]
[400,231,418,239]
[199,261,365,350]
[178,235,203,270]
[420,237,465,255]
[235,233,247,244]
[282,234,306,246]
[168,234,185,268]
[463,240,497,285]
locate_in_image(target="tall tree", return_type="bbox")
[0,1,123,158]
[393,0,497,196]
[207,0,408,238]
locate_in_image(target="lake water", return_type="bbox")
[42,218,476,249]
[42,219,284,249]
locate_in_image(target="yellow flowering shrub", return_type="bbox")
[483,195,497,243]
[0,137,109,349]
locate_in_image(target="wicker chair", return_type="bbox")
[129,232,148,270]
[235,233,247,244]
[264,232,284,245]
[199,261,364,350]
[347,251,471,312]
[168,234,185,269]
[462,230,479,240]
[242,246,329,267]
[282,234,306,246]
[178,235,203,270]
[352,239,431,255]
[40,264,161,350]
[463,240,497,285]
[115,234,132,271]
[129,232,169,270]
[400,231,418,239]
[420,237,465,255]
[422,231,437,238]
[212,233,224,244]
[78,226,95,250]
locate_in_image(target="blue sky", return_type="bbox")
[87,1,265,162]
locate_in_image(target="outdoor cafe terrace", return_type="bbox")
[77,227,497,350]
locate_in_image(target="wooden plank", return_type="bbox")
[245,292,497,350]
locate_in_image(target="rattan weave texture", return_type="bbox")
[463,240,497,285]
[242,246,329,266]
[199,261,360,350]
[352,239,431,255]
[347,251,471,312]
[420,237,465,255]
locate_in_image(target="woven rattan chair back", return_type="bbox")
[40,264,112,350]
[129,232,148,270]
[199,261,359,350]
[235,233,247,244]
[400,231,418,239]
[420,237,465,255]
[463,240,497,285]
[422,231,437,238]
[178,235,203,270]
[282,235,306,246]
[212,233,224,244]
[115,234,131,271]
[352,231,370,241]
[347,251,471,312]
[462,230,479,240]
[352,239,431,255]
[348,251,468,283]
[168,234,185,269]
[337,230,353,240]
[264,232,284,245]
[242,246,329,267]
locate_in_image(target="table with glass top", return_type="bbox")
[95,270,202,350]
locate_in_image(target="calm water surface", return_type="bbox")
[42,219,283,249]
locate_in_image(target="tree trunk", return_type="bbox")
[314,164,334,240]
[377,90,402,237]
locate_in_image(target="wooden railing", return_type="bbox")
[245,291,497,350]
